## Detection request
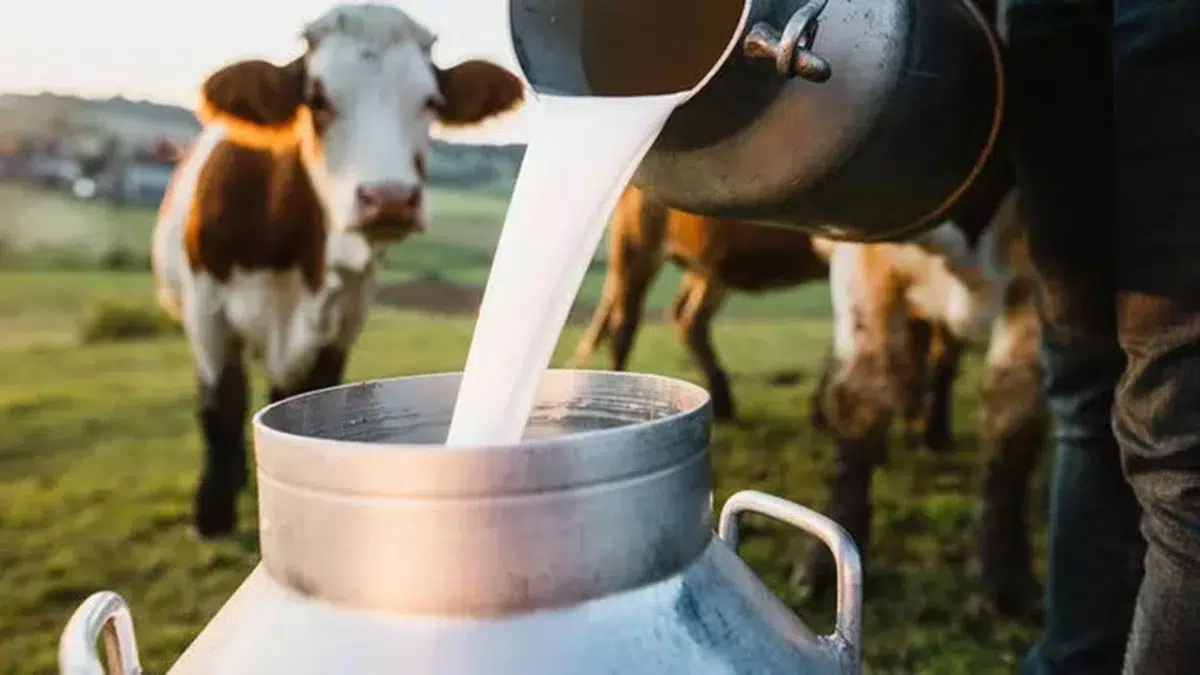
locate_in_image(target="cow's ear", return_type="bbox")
[198,57,307,128]
[434,60,525,127]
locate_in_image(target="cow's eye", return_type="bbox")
[424,94,444,113]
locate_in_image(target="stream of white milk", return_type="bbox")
[444,93,686,446]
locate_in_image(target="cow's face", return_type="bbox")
[197,4,524,239]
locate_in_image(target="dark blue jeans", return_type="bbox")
[1008,0,1200,672]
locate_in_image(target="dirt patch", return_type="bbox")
[374,280,601,325]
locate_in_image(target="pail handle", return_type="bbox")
[59,591,144,675]
[718,490,862,673]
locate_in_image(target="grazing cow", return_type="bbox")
[810,315,965,454]
[569,185,963,451]
[151,4,524,537]
[806,184,1047,622]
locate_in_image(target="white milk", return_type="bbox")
[444,0,750,446]
[445,93,685,445]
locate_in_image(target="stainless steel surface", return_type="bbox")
[167,540,845,674]
[62,370,864,673]
[636,0,1004,242]
[720,490,863,673]
[253,370,714,617]
[508,0,1005,242]
[58,590,143,675]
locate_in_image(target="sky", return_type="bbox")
[0,0,535,144]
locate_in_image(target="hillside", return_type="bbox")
[0,92,527,192]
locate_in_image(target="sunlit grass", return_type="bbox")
[0,268,1043,674]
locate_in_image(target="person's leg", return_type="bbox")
[1022,332,1144,672]
[1007,1,1146,671]
[1113,2,1200,669]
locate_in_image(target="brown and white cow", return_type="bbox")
[806,186,1047,622]
[151,4,524,538]
[569,185,828,418]
[569,184,962,449]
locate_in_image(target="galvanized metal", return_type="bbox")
[250,370,714,617]
[720,490,863,673]
[508,0,1005,243]
[59,370,864,674]
[58,591,142,675]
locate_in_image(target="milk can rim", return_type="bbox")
[249,369,713,497]
[253,369,710,445]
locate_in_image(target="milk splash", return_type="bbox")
[444,0,749,446]
[445,94,685,445]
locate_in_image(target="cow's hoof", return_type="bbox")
[193,479,239,539]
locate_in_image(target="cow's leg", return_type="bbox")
[809,348,835,433]
[268,279,362,404]
[569,192,665,371]
[568,289,615,368]
[674,273,733,420]
[184,276,248,539]
[976,283,1047,622]
[571,258,665,372]
[567,244,622,369]
[805,244,903,602]
[667,277,690,325]
[922,321,964,454]
[307,345,348,390]
[269,268,370,405]
[603,251,662,373]
[607,288,649,372]
[268,346,349,404]
[806,352,896,601]
[901,316,935,452]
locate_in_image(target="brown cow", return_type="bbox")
[569,185,964,454]
[150,4,524,538]
[811,316,964,454]
[807,187,1047,622]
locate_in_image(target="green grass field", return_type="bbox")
[0,183,1046,673]
[0,183,835,320]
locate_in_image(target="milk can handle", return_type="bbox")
[58,591,144,675]
[743,0,832,83]
[718,490,862,673]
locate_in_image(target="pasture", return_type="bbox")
[0,183,1045,673]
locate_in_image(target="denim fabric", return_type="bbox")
[1020,332,1144,673]
[1007,0,1200,671]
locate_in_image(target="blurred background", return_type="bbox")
[0,1,1043,672]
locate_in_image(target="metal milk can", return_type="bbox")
[60,370,862,674]
[508,0,1006,242]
